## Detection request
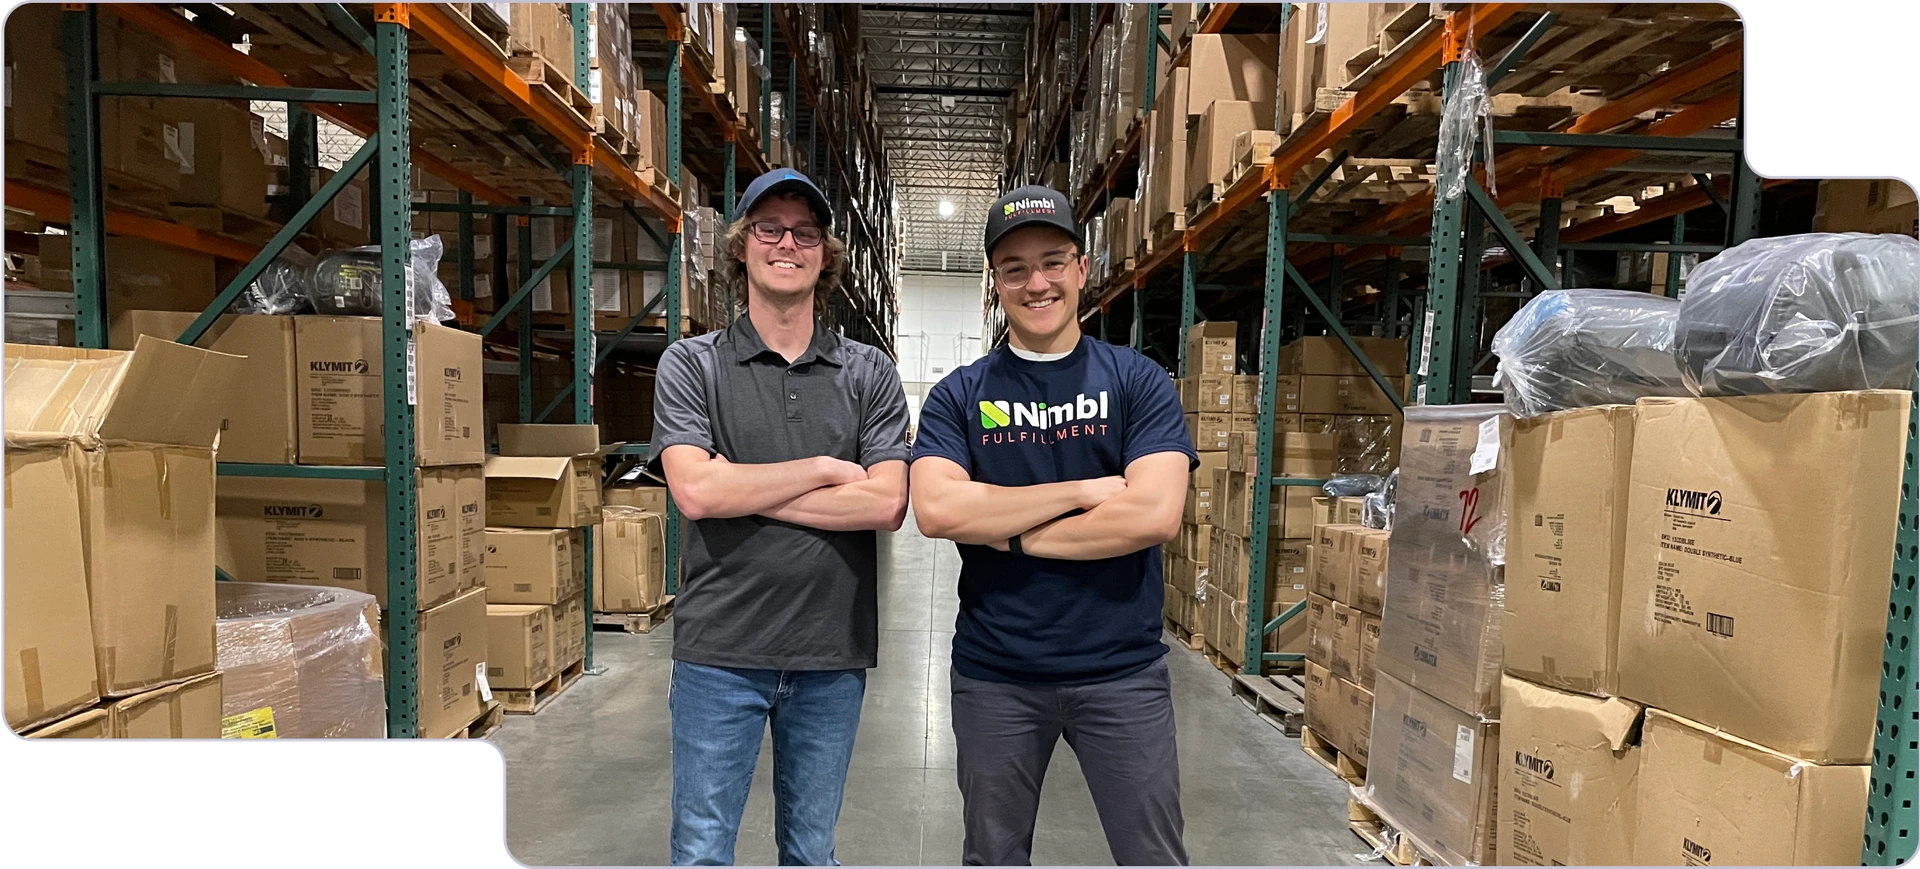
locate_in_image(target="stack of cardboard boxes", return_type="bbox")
[599,485,670,617]
[588,3,640,154]
[1273,336,1408,475]
[5,337,244,738]
[1493,390,1907,866]
[1166,322,1237,644]
[1139,31,1276,258]
[483,425,605,709]
[1302,511,1386,769]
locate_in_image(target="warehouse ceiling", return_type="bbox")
[861,4,1028,273]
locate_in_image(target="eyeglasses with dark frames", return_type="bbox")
[749,221,825,248]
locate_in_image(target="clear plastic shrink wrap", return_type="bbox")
[232,246,315,315]
[1675,232,1920,396]
[215,583,386,738]
[309,235,455,323]
[1491,289,1689,417]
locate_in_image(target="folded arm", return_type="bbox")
[760,460,908,532]
[659,445,866,521]
[909,456,1105,545]
[1010,452,1189,561]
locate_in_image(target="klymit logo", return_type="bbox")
[1413,646,1438,667]
[1683,839,1712,864]
[1401,714,1428,738]
[461,502,480,515]
[1002,196,1055,217]
[264,504,324,519]
[425,507,448,520]
[310,359,370,374]
[1514,750,1555,780]
[979,392,1109,429]
[1666,488,1723,516]
[443,366,462,380]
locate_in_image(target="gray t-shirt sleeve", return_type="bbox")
[855,351,911,468]
[646,342,714,476]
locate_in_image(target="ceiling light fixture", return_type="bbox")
[938,200,956,217]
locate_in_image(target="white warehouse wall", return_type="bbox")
[893,271,988,430]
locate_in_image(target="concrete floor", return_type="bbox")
[495,515,1372,866]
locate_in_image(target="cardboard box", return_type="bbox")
[1281,335,1410,377]
[213,581,385,739]
[1303,660,1338,741]
[1331,676,1374,765]
[485,604,553,690]
[1279,431,1337,477]
[1274,374,1407,415]
[167,100,271,219]
[1351,529,1389,616]
[1310,524,1362,602]
[1812,178,1918,236]
[36,237,218,317]
[1306,594,1334,666]
[1144,68,1190,235]
[6,338,244,696]
[416,587,488,737]
[1505,406,1634,697]
[1192,374,1233,413]
[23,708,110,739]
[1185,34,1279,119]
[295,318,484,466]
[1187,100,1273,204]
[111,312,300,464]
[1263,589,1310,655]
[1269,485,1319,539]
[1266,536,1311,592]
[1357,614,1380,690]
[1499,675,1643,868]
[555,594,586,668]
[1185,412,1232,452]
[1184,321,1236,375]
[105,672,223,738]
[314,168,369,247]
[1634,708,1868,866]
[216,466,484,610]
[485,528,579,605]
[1328,601,1361,682]
[598,508,666,612]
[1183,486,1215,526]
[1335,495,1368,525]
[1377,405,1510,718]
[1230,374,1260,415]
[486,425,606,529]
[604,484,669,514]
[1618,391,1909,763]
[1363,673,1500,866]
[4,444,100,731]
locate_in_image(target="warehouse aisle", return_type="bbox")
[496,514,1372,866]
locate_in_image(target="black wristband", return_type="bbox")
[1008,534,1024,556]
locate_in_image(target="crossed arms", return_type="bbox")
[659,445,908,532]
[909,452,1189,561]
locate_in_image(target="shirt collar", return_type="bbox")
[728,314,845,367]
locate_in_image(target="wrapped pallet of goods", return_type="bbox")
[214,583,386,739]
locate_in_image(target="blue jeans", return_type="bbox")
[669,661,867,866]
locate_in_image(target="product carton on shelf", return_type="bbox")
[484,527,582,605]
[597,507,666,612]
[486,424,608,528]
[1617,390,1910,764]
[1183,321,1236,375]
[105,672,224,738]
[5,337,245,697]
[295,318,484,466]
[110,311,300,465]
[4,443,99,732]
[417,586,489,738]
[1499,674,1642,867]
[1363,672,1499,866]
[1280,335,1410,377]
[485,604,553,691]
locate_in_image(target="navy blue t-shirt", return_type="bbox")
[911,336,1198,684]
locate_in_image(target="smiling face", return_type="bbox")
[991,225,1085,351]
[739,194,826,308]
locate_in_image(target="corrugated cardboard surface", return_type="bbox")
[1351,528,1389,615]
[498,423,602,457]
[1634,708,1868,867]
[106,671,222,737]
[1363,672,1500,867]
[4,444,100,731]
[1274,374,1408,416]
[555,594,586,668]
[485,455,604,528]
[1328,601,1361,682]
[294,318,483,466]
[1281,335,1410,377]
[23,707,109,738]
[485,527,579,605]
[1305,594,1333,666]
[1618,391,1909,763]
[1184,322,1236,375]
[110,312,300,464]
[485,604,552,690]
[1505,406,1635,697]
[1303,660,1337,741]
[419,587,488,738]
[1331,676,1374,765]
[597,509,665,612]
[1499,675,1642,867]
[1377,405,1510,717]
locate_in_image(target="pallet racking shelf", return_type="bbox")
[1021,7,1918,856]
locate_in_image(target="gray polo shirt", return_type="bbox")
[647,316,910,671]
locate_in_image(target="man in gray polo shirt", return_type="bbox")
[648,169,910,866]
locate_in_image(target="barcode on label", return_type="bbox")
[334,567,363,580]
[1707,613,1734,638]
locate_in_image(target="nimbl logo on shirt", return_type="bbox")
[977,392,1111,445]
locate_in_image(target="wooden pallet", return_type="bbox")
[1348,793,1434,866]
[441,700,504,739]
[499,656,584,715]
[1301,724,1368,788]
[593,595,676,634]
[1202,644,1242,676]
[1163,616,1206,651]
[443,2,511,62]
[507,52,595,130]
[1230,673,1306,736]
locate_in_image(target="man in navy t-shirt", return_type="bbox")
[910,185,1197,866]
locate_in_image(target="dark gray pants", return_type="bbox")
[950,656,1187,866]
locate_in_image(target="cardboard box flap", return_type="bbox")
[4,344,128,444]
[485,454,574,481]
[498,423,604,457]
[96,335,245,447]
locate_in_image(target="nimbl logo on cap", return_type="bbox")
[1002,196,1057,217]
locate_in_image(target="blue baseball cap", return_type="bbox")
[736,169,833,228]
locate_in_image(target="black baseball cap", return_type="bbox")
[736,168,833,228]
[983,185,1083,258]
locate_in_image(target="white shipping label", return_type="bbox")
[1468,415,1501,475]
[594,218,614,259]
[592,270,623,312]
[250,116,267,155]
[1417,310,1436,375]
[1453,725,1476,783]
[533,279,555,313]
[334,184,365,230]
[157,53,177,83]
[406,340,418,406]
[475,663,493,703]
[474,273,492,299]
[473,234,493,257]
[165,122,194,173]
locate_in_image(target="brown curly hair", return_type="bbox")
[721,195,849,316]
